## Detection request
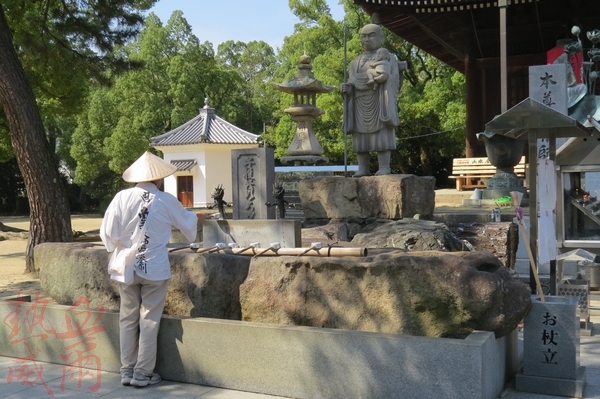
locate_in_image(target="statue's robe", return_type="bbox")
[343,51,400,152]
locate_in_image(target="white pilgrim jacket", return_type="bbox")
[100,182,198,283]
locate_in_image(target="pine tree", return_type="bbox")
[0,0,155,272]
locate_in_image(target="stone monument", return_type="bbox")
[272,54,333,166]
[204,147,301,248]
[231,147,275,220]
[516,295,585,397]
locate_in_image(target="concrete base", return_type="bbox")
[0,297,509,399]
[462,198,529,210]
[170,223,203,244]
[515,366,586,398]
[482,187,527,200]
[281,155,328,166]
[581,321,594,336]
[203,219,301,248]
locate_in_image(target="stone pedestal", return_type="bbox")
[486,172,523,189]
[203,219,301,248]
[482,172,526,200]
[299,174,435,220]
[516,295,586,397]
[279,110,329,165]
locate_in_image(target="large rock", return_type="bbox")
[303,219,518,268]
[448,222,518,269]
[351,219,465,251]
[240,250,531,338]
[35,242,529,338]
[166,251,249,318]
[35,243,250,319]
[36,243,117,308]
[299,175,435,220]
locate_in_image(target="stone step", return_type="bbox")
[283,209,304,220]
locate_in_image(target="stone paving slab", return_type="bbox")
[0,356,291,399]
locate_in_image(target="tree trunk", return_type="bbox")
[419,145,433,176]
[0,5,73,273]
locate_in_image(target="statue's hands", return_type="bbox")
[340,82,353,94]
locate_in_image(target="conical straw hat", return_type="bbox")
[122,151,177,183]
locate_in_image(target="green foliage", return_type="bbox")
[70,10,283,198]
[9,0,468,201]
[0,157,24,214]
[1,0,158,213]
[396,52,466,185]
[0,114,13,163]
[3,0,158,148]
[71,11,216,189]
[71,88,115,184]
[216,40,278,133]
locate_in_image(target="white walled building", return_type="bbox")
[150,99,260,208]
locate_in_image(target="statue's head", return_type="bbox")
[273,183,284,197]
[376,47,390,61]
[211,184,224,199]
[360,24,384,52]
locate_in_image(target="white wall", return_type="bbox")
[204,144,258,206]
[156,143,258,208]
[193,151,207,207]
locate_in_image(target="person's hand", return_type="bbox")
[196,212,207,224]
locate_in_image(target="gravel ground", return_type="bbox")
[0,214,103,299]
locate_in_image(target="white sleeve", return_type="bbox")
[174,207,198,242]
[99,196,121,252]
[163,193,198,242]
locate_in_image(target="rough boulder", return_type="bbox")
[299,174,435,220]
[35,243,529,338]
[351,219,465,251]
[35,243,250,319]
[240,250,531,338]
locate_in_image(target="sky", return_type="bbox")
[148,0,345,51]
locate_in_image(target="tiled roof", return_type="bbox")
[171,159,197,171]
[151,103,260,146]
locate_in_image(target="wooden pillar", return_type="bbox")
[528,130,539,294]
[499,0,508,112]
[465,53,483,157]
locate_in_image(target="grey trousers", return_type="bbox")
[118,272,169,374]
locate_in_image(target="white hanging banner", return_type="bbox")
[528,64,566,274]
[536,149,557,271]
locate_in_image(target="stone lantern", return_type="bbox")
[273,54,334,166]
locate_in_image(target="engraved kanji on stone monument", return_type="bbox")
[231,148,275,220]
